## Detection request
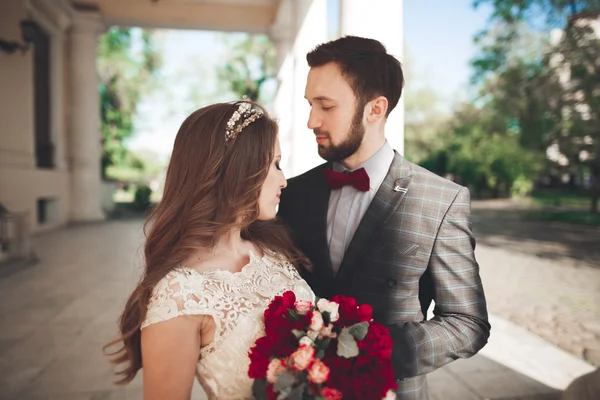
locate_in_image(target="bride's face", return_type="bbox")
[257,138,287,220]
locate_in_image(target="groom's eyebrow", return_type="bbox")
[313,96,335,102]
[305,95,336,102]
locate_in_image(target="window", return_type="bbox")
[37,197,58,225]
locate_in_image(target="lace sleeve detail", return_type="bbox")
[141,268,213,329]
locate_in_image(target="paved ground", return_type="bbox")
[0,215,597,399]
[472,207,600,366]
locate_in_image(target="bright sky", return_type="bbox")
[127,0,493,159]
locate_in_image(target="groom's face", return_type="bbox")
[305,62,366,162]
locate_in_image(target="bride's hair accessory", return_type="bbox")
[225,97,264,143]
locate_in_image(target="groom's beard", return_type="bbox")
[316,107,365,163]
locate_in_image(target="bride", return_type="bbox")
[105,100,315,399]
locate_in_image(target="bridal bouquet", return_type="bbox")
[248,291,397,400]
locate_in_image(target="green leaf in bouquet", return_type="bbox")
[321,311,331,326]
[288,309,301,320]
[348,321,369,340]
[286,382,306,400]
[277,387,292,400]
[316,349,325,360]
[337,328,359,358]
[252,379,268,399]
[291,329,305,339]
[317,337,331,352]
[274,370,296,393]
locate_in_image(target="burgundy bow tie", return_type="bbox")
[323,168,370,192]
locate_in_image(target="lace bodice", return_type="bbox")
[141,251,315,399]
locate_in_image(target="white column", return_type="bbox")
[289,0,328,176]
[68,10,105,222]
[269,0,296,174]
[339,0,405,155]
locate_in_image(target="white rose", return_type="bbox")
[307,330,319,341]
[317,299,340,322]
[310,310,324,332]
[299,336,313,346]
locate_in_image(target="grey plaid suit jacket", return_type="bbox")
[278,152,490,400]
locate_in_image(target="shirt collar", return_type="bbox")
[333,141,394,191]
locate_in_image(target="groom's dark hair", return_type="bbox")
[307,35,404,117]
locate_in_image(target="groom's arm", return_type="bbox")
[388,186,491,378]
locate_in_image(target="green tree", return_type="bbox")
[421,103,544,198]
[472,0,600,211]
[97,27,161,179]
[216,34,276,102]
[403,48,451,163]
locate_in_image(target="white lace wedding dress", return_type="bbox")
[141,250,315,399]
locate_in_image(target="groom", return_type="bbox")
[278,36,491,399]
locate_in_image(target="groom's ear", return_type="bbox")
[366,96,388,123]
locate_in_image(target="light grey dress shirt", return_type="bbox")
[327,141,395,273]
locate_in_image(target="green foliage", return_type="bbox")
[403,48,451,163]
[470,0,600,211]
[133,185,153,211]
[216,34,276,102]
[98,28,161,179]
[421,104,543,198]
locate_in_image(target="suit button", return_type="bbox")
[387,278,397,288]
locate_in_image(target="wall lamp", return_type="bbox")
[0,20,37,55]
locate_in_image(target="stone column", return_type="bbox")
[339,0,405,155]
[269,6,295,173]
[68,10,105,222]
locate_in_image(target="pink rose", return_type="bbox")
[294,300,313,315]
[310,310,324,332]
[266,358,286,384]
[383,389,397,399]
[308,359,330,384]
[290,345,315,371]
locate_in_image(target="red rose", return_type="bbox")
[356,304,373,322]
[331,295,359,327]
[273,332,300,358]
[351,358,397,399]
[321,387,343,400]
[248,336,274,379]
[358,322,393,359]
[264,292,296,323]
[266,385,278,400]
[321,347,354,394]
[264,291,299,337]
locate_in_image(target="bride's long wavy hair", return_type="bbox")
[104,102,308,384]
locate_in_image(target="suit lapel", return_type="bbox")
[335,153,414,283]
[306,164,335,284]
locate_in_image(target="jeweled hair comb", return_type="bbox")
[225,99,264,143]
